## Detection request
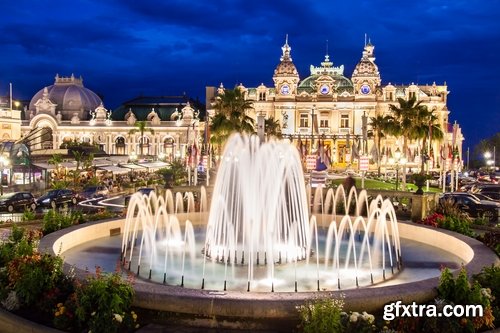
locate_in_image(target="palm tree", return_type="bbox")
[129,120,155,157]
[210,87,255,154]
[369,114,391,176]
[387,96,429,189]
[412,110,443,173]
[264,116,282,140]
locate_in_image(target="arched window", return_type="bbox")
[41,127,53,149]
[115,136,125,155]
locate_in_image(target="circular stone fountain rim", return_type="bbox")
[39,218,499,320]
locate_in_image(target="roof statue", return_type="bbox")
[125,108,137,125]
[70,112,80,124]
[147,108,161,125]
[34,87,57,116]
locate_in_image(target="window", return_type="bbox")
[340,114,349,128]
[300,114,309,128]
[258,92,266,101]
[320,119,329,128]
[386,92,393,100]
[409,91,416,100]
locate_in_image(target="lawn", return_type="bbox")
[327,177,442,193]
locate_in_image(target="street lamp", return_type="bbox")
[0,156,10,195]
[390,148,407,191]
[484,151,494,171]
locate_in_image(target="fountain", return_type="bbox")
[120,134,402,292]
[42,133,498,329]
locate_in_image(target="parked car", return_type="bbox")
[474,185,500,201]
[439,192,500,222]
[77,185,109,201]
[36,189,78,208]
[0,192,37,212]
[124,187,155,206]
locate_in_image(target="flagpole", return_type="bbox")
[10,83,13,111]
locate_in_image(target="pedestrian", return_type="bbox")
[342,175,356,193]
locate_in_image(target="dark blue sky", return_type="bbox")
[0,0,499,148]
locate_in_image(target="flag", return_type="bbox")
[312,113,319,134]
[352,140,360,159]
[297,138,303,158]
[370,144,379,163]
[318,140,325,163]
[452,122,458,147]
[324,145,332,167]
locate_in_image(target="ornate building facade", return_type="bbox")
[0,74,205,185]
[207,37,464,172]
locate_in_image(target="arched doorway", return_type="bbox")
[139,136,150,156]
[115,137,125,155]
[40,127,53,150]
[163,137,175,162]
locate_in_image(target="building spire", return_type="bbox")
[281,34,292,61]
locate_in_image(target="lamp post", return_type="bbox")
[389,148,407,191]
[0,156,10,195]
[484,151,494,171]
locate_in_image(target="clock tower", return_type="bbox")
[273,35,300,100]
[351,40,381,99]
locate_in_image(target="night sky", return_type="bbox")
[1,0,499,149]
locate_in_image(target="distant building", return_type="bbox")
[1,74,205,185]
[207,37,464,172]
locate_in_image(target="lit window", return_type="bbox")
[300,114,309,128]
[340,114,349,128]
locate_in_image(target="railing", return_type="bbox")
[0,213,24,224]
[365,189,440,222]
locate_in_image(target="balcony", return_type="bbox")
[338,128,350,134]
[319,127,331,134]
[298,127,311,134]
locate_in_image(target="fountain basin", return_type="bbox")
[39,216,499,329]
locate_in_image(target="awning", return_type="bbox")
[32,162,57,171]
[32,162,77,171]
[107,156,130,164]
[97,165,131,174]
[92,158,112,167]
[120,163,147,170]
[137,161,169,171]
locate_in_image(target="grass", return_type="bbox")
[328,177,442,193]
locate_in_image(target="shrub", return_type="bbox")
[437,215,474,236]
[42,209,82,235]
[7,253,70,307]
[473,265,500,328]
[340,311,376,332]
[22,209,37,222]
[476,231,500,256]
[297,296,344,333]
[436,198,472,223]
[438,267,495,331]
[74,271,138,333]
[0,225,41,267]
[418,212,444,228]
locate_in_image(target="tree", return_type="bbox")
[369,114,391,176]
[413,110,443,173]
[265,116,282,140]
[387,96,430,189]
[472,132,500,169]
[128,120,155,157]
[209,87,255,154]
